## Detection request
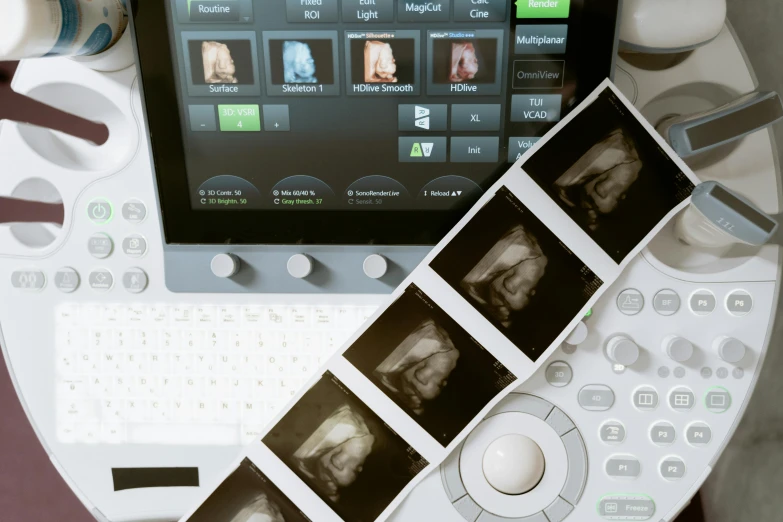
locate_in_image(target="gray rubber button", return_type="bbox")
[700,367,713,379]
[716,367,729,379]
[546,407,575,436]
[653,289,680,315]
[658,366,670,378]
[122,235,147,258]
[650,422,676,446]
[546,361,572,387]
[633,386,659,411]
[11,269,46,291]
[690,290,716,315]
[122,268,148,294]
[705,387,731,413]
[674,366,686,378]
[560,430,587,504]
[453,495,482,522]
[88,269,114,292]
[616,288,644,315]
[669,387,695,412]
[121,199,147,224]
[87,198,112,224]
[544,497,574,522]
[598,494,655,519]
[686,423,712,446]
[54,267,80,293]
[733,367,745,379]
[726,290,752,316]
[600,421,626,444]
[661,457,686,480]
[88,233,113,259]
[579,385,615,411]
[606,456,641,478]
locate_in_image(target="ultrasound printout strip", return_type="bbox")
[179,79,700,522]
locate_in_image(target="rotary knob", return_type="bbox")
[287,254,313,279]
[606,335,640,366]
[565,321,588,346]
[210,253,240,278]
[714,336,746,364]
[662,335,694,362]
[363,254,388,279]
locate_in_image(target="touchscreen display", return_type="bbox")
[164,0,617,212]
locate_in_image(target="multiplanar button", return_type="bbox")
[598,494,655,520]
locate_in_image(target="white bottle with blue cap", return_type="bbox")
[0,0,127,61]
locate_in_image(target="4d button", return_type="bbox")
[578,384,614,411]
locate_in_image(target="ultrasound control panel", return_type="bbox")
[131,0,621,293]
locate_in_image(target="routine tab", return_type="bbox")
[343,0,395,22]
[174,0,254,23]
[286,0,339,22]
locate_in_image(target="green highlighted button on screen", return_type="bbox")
[218,105,261,132]
[516,0,571,18]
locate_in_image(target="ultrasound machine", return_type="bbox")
[1,1,782,521]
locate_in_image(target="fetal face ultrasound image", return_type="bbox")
[344,284,516,445]
[522,87,696,263]
[189,39,254,85]
[268,39,335,85]
[432,38,498,84]
[351,39,416,84]
[263,372,428,522]
[188,458,310,522]
[431,187,603,361]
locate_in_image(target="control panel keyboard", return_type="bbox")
[54,303,377,445]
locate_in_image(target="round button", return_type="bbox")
[88,233,113,259]
[674,366,686,378]
[704,387,732,413]
[606,335,640,366]
[660,456,686,481]
[87,198,113,225]
[545,361,572,387]
[662,335,694,363]
[363,254,388,279]
[689,290,716,316]
[211,253,240,278]
[121,199,147,224]
[616,289,644,315]
[565,321,588,346]
[88,269,114,292]
[653,289,680,316]
[650,422,676,446]
[287,254,313,279]
[600,420,626,445]
[122,268,148,294]
[726,290,753,316]
[714,336,746,364]
[632,386,659,411]
[668,386,695,412]
[122,235,147,258]
[482,434,545,495]
[54,267,80,293]
[686,421,712,446]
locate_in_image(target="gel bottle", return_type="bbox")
[0,0,128,60]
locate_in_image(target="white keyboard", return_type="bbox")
[54,303,377,445]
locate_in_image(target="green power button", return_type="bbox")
[516,0,571,18]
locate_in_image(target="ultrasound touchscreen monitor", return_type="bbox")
[132,0,621,245]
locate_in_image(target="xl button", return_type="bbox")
[451,104,501,131]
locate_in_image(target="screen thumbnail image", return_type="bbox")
[432,38,498,84]
[351,38,416,84]
[268,39,335,85]
[188,39,255,85]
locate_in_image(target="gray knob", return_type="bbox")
[606,335,640,366]
[363,254,388,279]
[714,336,746,364]
[287,254,313,279]
[663,335,694,363]
[211,253,240,278]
